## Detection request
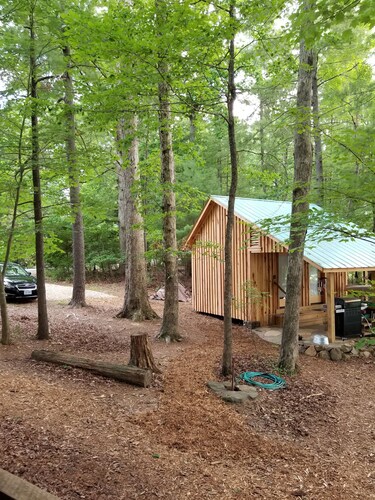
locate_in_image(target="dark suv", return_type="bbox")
[1,262,37,299]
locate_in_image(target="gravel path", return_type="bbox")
[46,283,116,301]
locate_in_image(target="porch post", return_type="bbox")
[326,272,335,343]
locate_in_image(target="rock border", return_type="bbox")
[299,341,375,361]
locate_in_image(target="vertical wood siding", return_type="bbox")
[191,202,349,325]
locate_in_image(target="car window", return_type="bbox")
[0,263,29,276]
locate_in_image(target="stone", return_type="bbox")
[207,381,225,393]
[342,353,351,361]
[314,345,327,352]
[223,381,237,390]
[219,390,249,404]
[317,350,330,360]
[304,345,317,357]
[329,348,343,361]
[351,348,359,357]
[340,344,353,354]
[359,351,371,358]
[236,385,258,399]
[299,344,308,354]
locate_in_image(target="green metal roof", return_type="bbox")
[212,196,375,271]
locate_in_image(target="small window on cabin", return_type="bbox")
[278,254,288,299]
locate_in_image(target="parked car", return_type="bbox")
[0,262,37,299]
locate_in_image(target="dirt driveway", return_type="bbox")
[45,283,116,301]
[0,282,374,499]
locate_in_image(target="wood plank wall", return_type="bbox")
[191,202,349,326]
[192,203,287,324]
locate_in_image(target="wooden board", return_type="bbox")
[0,467,59,500]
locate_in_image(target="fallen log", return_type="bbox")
[31,350,152,388]
[0,467,59,500]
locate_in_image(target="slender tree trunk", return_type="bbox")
[0,279,9,345]
[155,0,180,342]
[222,3,238,376]
[259,97,266,194]
[0,116,27,345]
[30,8,49,340]
[117,120,127,257]
[312,51,323,206]
[189,112,196,142]
[116,116,158,321]
[279,36,314,372]
[157,73,180,341]
[63,45,86,308]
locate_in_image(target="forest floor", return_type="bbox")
[0,282,374,500]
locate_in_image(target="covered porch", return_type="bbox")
[272,269,375,343]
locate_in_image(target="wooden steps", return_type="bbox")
[272,305,327,328]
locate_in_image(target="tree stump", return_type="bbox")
[129,334,162,374]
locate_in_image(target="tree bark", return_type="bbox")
[279,35,314,372]
[0,279,9,345]
[30,7,49,340]
[156,0,180,342]
[63,45,87,308]
[222,3,238,376]
[116,116,158,321]
[31,350,152,387]
[129,334,161,373]
[312,51,323,206]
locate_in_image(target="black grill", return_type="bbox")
[335,297,362,338]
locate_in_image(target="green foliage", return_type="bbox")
[355,337,375,350]
[0,0,373,281]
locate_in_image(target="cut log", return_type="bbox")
[129,334,162,374]
[31,350,152,388]
[0,467,59,500]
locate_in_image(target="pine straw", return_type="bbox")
[1,287,375,499]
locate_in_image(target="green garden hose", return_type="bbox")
[239,371,286,390]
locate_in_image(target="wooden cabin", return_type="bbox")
[185,196,375,342]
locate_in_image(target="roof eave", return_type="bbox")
[184,197,214,248]
[321,266,375,273]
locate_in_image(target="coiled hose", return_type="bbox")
[239,371,286,390]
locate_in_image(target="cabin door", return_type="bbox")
[309,264,322,304]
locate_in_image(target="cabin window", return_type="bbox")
[278,254,288,300]
[309,265,321,304]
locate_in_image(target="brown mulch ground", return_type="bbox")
[0,283,374,500]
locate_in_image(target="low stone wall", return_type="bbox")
[299,341,375,361]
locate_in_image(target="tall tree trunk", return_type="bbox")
[189,112,196,142]
[157,72,180,341]
[0,279,9,345]
[30,7,49,340]
[117,121,127,257]
[1,116,27,345]
[116,116,158,321]
[259,96,266,194]
[222,3,238,376]
[279,36,314,372]
[156,0,180,342]
[63,45,86,308]
[312,51,323,206]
